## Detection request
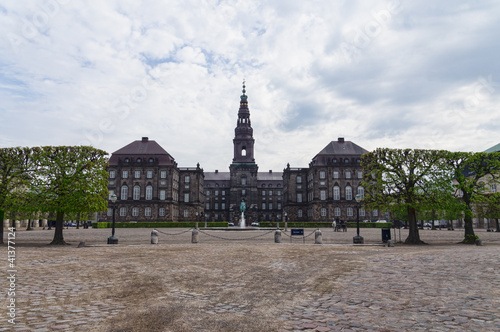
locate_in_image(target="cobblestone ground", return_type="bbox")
[1,228,499,331]
[278,246,500,332]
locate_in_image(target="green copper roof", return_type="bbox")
[484,142,500,153]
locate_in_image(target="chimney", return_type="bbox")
[269,170,272,173]
[142,137,149,142]
[338,137,345,143]
[215,170,218,173]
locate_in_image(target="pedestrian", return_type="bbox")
[332,219,337,231]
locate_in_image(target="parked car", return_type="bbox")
[423,222,432,228]
[228,222,235,227]
[375,219,387,223]
[251,222,259,227]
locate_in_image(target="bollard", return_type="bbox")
[151,229,159,244]
[274,229,281,243]
[192,228,199,244]
[315,229,322,244]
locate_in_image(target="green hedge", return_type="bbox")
[258,221,393,228]
[92,221,393,229]
[92,221,228,228]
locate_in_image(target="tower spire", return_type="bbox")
[232,80,255,163]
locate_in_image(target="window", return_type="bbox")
[145,207,152,217]
[345,159,349,164]
[149,158,154,163]
[373,210,379,217]
[215,203,219,210]
[262,203,266,210]
[136,158,141,163]
[297,193,302,202]
[269,203,273,210]
[205,203,210,210]
[184,193,189,202]
[221,203,225,210]
[346,171,351,179]
[159,208,165,216]
[160,170,167,179]
[132,207,139,217]
[298,209,303,217]
[277,190,282,196]
[122,171,128,178]
[333,186,340,200]
[262,190,266,196]
[358,171,363,179]
[360,208,366,217]
[269,190,272,196]
[206,190,210,196]
[185,176,190,183]
[121,185,128,200]
[277,203,281,209]
[357,187,364,198]
[320,190,326,200]
[347,207,353,217]
[109,170,115,178]
[242,189,246,196]
[183,210,189,218]
[321,208,327,217]
[147,171,153,179]
[241,177,247,185]
[160,190,166,200]
[146,186,153,200]
[135,171,140,179]
[222,190,225,196]
[346,186,352,200]
[333,171,339,179]
[296,176,302,183]
[133,185,140,200]
[334,207,341,217]
[320,171,326,179]
[107,208,112,216]
[119,207,127,216]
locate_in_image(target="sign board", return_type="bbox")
[291,229,304,236]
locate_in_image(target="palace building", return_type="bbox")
[100,82,380,223]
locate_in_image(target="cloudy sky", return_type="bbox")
[1,1,499,171]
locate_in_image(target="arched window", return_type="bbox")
[146,185,153,200]
[133,185,140,200]
[241,147,247,156]
[333,186,340,200]
[357,186,364,198]
[121,185,128,200]
[346,186,352,200]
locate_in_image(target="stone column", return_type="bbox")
[192,229,199,243]
[315,229,322,244]
[274,229,281,243]
[151,230,159,244]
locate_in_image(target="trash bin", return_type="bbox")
[381,228,391,243]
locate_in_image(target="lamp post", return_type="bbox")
[284,212,288,232]
[107,194,118,244]
[195,212,199,229]
[353,194,364,244]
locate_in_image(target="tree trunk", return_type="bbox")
[463,215,475,238]
[405,207,424,244]
[496,219,499,232]
[0,210,4,244]
[50,211,68,245]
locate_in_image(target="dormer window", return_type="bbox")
[136,158,141,163]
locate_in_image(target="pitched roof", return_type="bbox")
[257,171,283,181]
[315,138,368,156]
[204,171,231,181]
[484,142,500,153]
[109,137,176,166]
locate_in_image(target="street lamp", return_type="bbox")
[107,194,118,244]
[353,194,364,244]
[195,212,199,229]
[284,212,288,232]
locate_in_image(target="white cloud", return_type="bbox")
[1,0,500,171]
